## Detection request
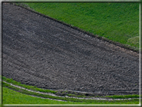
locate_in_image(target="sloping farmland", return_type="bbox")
[2,3,139,96]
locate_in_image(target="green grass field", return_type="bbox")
[22,2,139,50]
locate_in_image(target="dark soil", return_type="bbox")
[2,3,139,96]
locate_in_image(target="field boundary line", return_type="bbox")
[5,2,139,53]
[3,81,139,101]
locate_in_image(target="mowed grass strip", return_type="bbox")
[3,82,139,104]
[2,76,139,99]
[21,3,139,50]
[2,76,140,104]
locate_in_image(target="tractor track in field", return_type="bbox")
[2,3,139,96]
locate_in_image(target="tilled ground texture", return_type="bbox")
[2,3,139,96]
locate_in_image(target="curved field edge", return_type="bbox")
[15,2,139,51]
[2,82,139,104]
[2,76,140,100]
[3,87,139,105]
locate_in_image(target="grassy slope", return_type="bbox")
[23,3,139,49]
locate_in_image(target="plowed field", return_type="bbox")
[2,3,139,96]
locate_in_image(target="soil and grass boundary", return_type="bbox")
[6,2,140,53]
[2,76,140,102]
[2,87,139,104]
[2,2,140,104]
